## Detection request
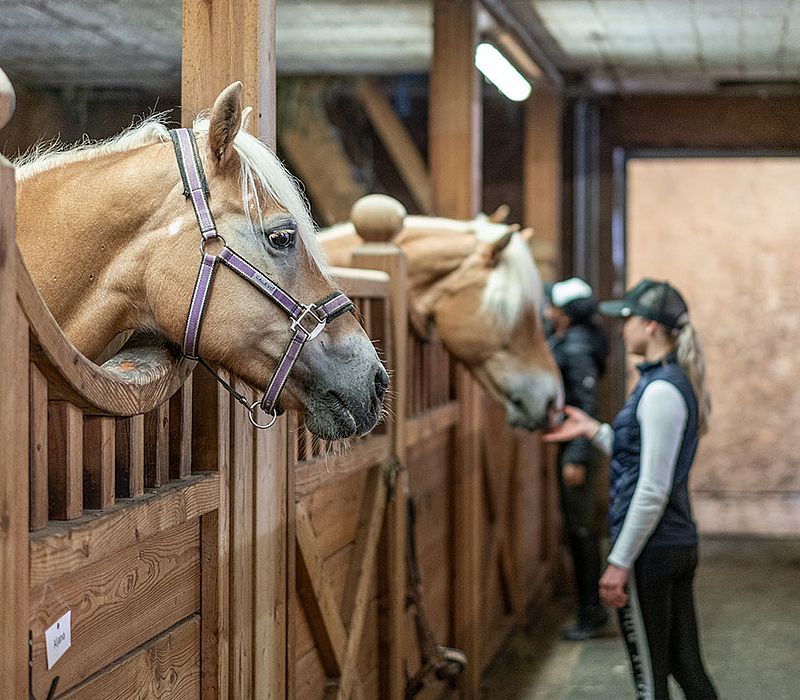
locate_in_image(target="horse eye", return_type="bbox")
[267,227,296,249]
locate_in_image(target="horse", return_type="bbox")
[14,82,388,440]
[319,201,563,431]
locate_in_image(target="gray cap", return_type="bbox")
[599,279,689,330]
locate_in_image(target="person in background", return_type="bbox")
[544,277,609,640]
[545,279,718,699]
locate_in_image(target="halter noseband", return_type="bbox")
[169,128,353,429]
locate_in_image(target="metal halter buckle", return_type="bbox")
[199,234,226,256]
[248,400,278,429]
[291,304,327,340]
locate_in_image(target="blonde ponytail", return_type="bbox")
[675,323,711,436]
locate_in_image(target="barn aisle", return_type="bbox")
[482,538,800,700]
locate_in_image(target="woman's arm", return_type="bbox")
[607,380,688,569]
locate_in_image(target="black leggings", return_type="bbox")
[617,544,718,699]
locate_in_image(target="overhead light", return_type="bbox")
[474,42,531,101]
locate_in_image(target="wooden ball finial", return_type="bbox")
[0,68,16,132]
[350,194,407,243]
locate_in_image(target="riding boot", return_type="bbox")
[562,532,608,641]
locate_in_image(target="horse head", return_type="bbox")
[396,217,563,431]
[15,82,388,440]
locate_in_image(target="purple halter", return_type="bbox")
[169,128,353,429]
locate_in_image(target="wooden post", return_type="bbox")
[352,242,409,700]
[430,0,482,220]
[523,84,562,281]
[430,2,483,694]
[182,2,283,697]
[0,67,28,699]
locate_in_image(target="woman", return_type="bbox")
[545,279,718,700]
[544,278,609,640]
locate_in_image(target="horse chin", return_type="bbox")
[506,405,549,432]
[303,390,383,440]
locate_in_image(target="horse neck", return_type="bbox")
[16,143,175,359]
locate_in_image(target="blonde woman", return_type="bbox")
[545,279,717,700]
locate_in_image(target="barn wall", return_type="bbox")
[627,157,800,537]
[564,93,800,540]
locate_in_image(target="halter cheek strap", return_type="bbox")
[169,128,353,428]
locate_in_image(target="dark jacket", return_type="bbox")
[548,324,605,466]
[609,355,699,547]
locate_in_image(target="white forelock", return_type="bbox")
[473,220,543,330]
[193,116,328,271]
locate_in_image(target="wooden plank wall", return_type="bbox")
[0,69,28,700]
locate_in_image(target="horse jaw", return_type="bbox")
[276,325,390,440]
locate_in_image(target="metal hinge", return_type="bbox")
[384,456,404,502]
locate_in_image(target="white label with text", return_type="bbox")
[45,610,71,669]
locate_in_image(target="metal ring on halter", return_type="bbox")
[199,234,227,256]
[248,400,278,429]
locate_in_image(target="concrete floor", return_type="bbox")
[481,538,800,700]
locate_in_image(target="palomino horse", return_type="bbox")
[15,82,388,440]
[320,202,563,431]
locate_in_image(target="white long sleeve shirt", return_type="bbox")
[591,380,689,569]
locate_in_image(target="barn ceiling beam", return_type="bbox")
[357,78,432,214]
[478,0,568,90]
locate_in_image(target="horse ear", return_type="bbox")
[488,204,510,223]
[409,306,434,342]
[208,81,243,162]
[240,106,253,133]
[519,227,535,245]
[409,290,438,342]
[480,229,516,268]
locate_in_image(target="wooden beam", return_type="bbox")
[523,85,562,281]
[29,362,49,529]
[338,470,388,699]
[254,414,288,700]
[478,0,567,88]
[431,3,483,695]
[30,472,219,586]
[181,0,276,143]
[351,245,409,700]
[83,416,115,511]
[0,122,28,690]
[430,0,482,219]
[60,616,201,700]
[182,4,277,697]
[48,401,84,519]
[279,80,367,226]
[357,79,432,213]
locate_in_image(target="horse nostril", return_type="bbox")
[374,366,389,400]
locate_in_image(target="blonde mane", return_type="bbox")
[15,116,172,180]
[15,115,327,268]
[473,220,544,330]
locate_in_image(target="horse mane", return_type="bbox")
[15,113,326,269]
[473,220,544,330]
[15,115,172,180]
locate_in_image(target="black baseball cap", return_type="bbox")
[599,279,689,330]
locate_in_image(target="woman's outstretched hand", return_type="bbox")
[542,406,600,443]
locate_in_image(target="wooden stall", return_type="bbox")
[0,1,561,698]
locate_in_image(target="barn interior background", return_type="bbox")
[2,1,800,699]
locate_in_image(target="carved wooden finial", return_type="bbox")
[350,194,407,243]
[0,68,16,132]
